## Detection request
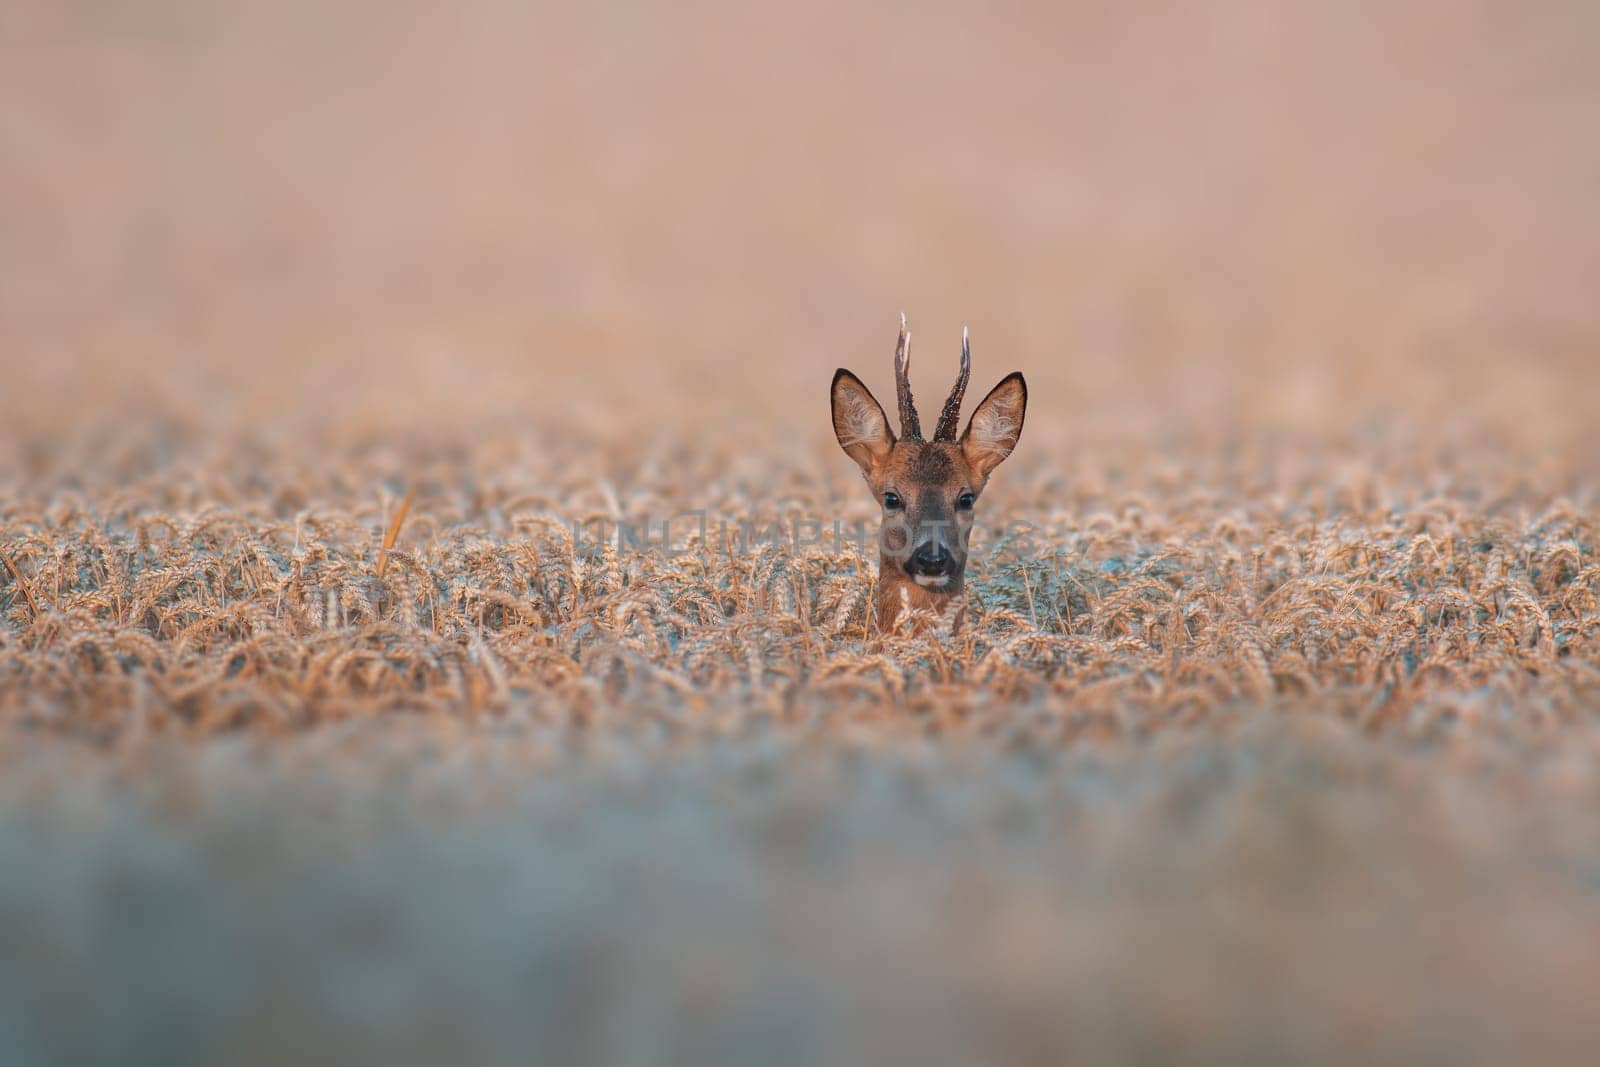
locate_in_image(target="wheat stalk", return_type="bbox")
[376,484,416,580]
[0,546,43,619]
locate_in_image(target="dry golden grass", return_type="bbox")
[3,426,1599,744]
[5,421,1599,1062]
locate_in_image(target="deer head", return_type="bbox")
[831,316,1027,633]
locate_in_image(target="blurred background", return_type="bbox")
[6,6,1600,1064]
[3,0,1596,453]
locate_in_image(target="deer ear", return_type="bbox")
[961,372,1026,480]
[831,369,895,474]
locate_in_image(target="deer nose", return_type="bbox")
[907,542,955,576]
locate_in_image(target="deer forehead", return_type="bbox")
[881,441,972,492]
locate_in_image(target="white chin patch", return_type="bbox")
[913,574,950,589]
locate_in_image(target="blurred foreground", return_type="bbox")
[5,716,1600,1065]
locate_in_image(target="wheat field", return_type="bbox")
[3,1,1600,1064]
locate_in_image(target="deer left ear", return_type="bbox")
[831,368,896,475]
[961,372,1026,480]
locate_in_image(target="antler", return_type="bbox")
[894,312,922,440]
[933,325,971,442]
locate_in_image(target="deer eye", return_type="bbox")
[957,491,976,510]
[882,491,903,511]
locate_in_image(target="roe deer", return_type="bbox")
[830,316,1027,633]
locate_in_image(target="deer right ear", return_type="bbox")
[961,372,1026,481]
[831,369,895,475]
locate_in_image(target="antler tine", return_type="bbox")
[894,312,922,440]
[933,324,971,441]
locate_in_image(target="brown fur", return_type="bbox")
[831,325,1027,635]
